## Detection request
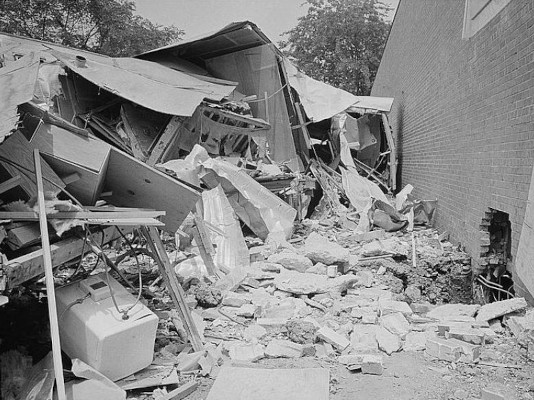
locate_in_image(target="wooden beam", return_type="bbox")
[141,226,204,352]
[120,106,149,162]
[33,149,66,400]
[0,175,21,195]
[0,210,165,220]
[3,225,127,288]
[147,116,183,166]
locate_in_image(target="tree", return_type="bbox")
[280,0,391,96]
[0,0,183,57]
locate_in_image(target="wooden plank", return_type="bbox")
[294,103,312,149]
[161,380,198,400]
[0,175,21,195]
[33,149,66,400]
[142,226,204,352]
[199,105,270,129]
[85,217,164,226]
[104,148,200,233]
[19,102,90,138]
[0,131,65,198]
[0,210,165,220]
[147,116,184,166]
[3,225,127,288]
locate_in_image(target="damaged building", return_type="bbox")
[0,16,533,400]
[371,0,534,303]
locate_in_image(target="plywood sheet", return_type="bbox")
[104,148,200,233]
[206,367,329,400]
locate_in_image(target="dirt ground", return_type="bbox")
[185,349,534,400]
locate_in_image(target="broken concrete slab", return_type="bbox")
[267,251,312,273]
[445,327,485,345]
[205,367,329,400]
[506,314,534,344]
[379,299,413,317]
[316,326,350,350]
[475,298,528,322]
[222,292,251,308]
[273,269,358,295]
[303,232,350,264]
[256,318,288,329]
[338,354,364,366]
[381,312,411,339]
[376,326,402,355]
[426,304,480,321]
[265,339,304,358]
[306,262,328,275]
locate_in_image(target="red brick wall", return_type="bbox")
[371,0,534,280]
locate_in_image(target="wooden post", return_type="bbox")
[141,226,204,352]
[33,149,66,400]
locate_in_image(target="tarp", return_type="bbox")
[53,51,237,117]
[0,52,40,141]
[283,59,394,121]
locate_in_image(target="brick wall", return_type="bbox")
[371,0,534,284]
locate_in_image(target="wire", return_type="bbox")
[59,293,90,320]
[245,83,289,103]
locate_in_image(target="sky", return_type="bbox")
[133,0,400,44]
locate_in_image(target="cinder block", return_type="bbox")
[446,338,481,363]
[446,327,485,345]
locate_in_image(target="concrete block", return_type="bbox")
[265,339,304,358]
[361,354,383,375]
[316,326,350,350]
[410,302,434,314]
[351,307,377,320]
[480,387,506,400]
[425,337,462,362]
[243,324,268,342]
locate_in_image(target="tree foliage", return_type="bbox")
[280,0,391,96]
[0,0,183,57]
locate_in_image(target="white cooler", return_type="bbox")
[55,273,158,381]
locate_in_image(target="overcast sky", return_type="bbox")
[133,0,400,43]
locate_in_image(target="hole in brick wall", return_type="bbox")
[476,209,515,303]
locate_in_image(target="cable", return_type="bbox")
[59,293,90,320]
[476,276,515,299]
